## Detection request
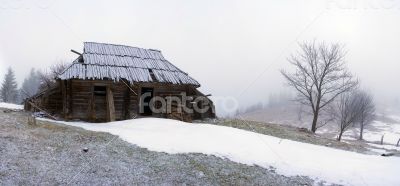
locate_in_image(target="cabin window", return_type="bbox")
[94,86,106,96]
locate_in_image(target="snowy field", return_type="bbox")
[336,114,400,154]
[0,102,23,110]
[40,118,400,186]
[241,106,400,154]
[0,109,311,185]
[343,120,400,144]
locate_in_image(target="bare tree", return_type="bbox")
[281,41,358,133]
[331,92,361,141]
[38,61,69,90]
[1,67,19,103]
[354,90,375,140]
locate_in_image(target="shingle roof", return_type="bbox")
[58,42,200,86]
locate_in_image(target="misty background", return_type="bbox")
[0,0,399,116]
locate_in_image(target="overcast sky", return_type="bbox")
[0,0,399,115]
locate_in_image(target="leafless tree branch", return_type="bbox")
[38,61,68,91]
[281,41,358,133]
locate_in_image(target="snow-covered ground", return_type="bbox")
[40,118,400,186]
[0,102,23,110]
[343,120,400,144]
[241,105,400,154]
[339,114,400,154]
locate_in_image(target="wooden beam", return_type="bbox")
[124,87,130,119]
[89,83,95,122]
[121,79,137,96]
[106,86,115,122]
[70,49,82,56]
[27,101,57,120]
[61,80,67,119]
[68,80,73,119]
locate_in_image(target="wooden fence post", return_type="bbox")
[28,115,36,126]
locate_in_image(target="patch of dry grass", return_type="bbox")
[37,121,70,132]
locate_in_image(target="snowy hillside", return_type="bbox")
[337,114,400,154]
[41,118,400,186]
[240,106,400,146]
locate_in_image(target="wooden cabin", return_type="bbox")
[25,42,215,122]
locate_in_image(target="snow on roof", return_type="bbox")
[58,42,200,86]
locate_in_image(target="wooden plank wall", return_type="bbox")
[27,79,215,122]
[68,79,139,122]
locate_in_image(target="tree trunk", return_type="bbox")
[311,98,321,133]
[311,111,318,133]
[359,123,364,140]
[337,131,343,141]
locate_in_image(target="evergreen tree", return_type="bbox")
[20,68,41,101]
[0,67,19,103]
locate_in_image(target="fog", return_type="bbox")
[0,0,399,116]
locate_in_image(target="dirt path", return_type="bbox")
[0,109,321,185]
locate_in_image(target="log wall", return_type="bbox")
[66,79,140,122]
[26,79,215,122]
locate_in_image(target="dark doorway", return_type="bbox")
[93,86,107,121]
[141,87,154,116]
